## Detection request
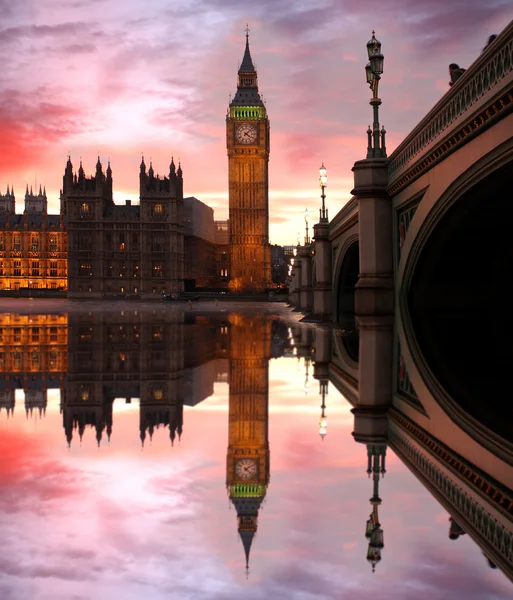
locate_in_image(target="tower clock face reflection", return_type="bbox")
[235,458,258,480]
[235,123,257,144]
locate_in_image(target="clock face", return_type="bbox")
[235,458,258,480]
[235,123,257,144]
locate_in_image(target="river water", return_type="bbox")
[0,300,510,600]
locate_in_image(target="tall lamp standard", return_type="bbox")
[319,380,328,440]
[365,31,386,159]
[319,164,328,223]
[304,208,310,245]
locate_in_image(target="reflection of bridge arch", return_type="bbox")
[401,141,513,453]
[333,234,359,323]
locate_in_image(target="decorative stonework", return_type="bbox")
[390,410,513,515]
[388,24,513,194]
[397,197,421,254]
[389,410,513,577]
[397,346,418,394]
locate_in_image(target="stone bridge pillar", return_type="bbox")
[352,158,394,411]
[312,221,332,320]
[352,158,393,317]
[290,250,302,307]
[356,314,394,409]
[299,244,312,312]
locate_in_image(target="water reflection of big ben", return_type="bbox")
[226,314,271,572]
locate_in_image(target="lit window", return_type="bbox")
[152,326,163,340]
[80,203,89,217]
[153,389,163,400]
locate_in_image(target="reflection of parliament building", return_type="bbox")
[0,310,285,571]
[0,313,67,415]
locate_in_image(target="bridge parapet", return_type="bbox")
[388,21,513,194]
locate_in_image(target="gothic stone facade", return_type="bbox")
[0,187,67,291]
[227,35,271,292]
[62,156,184,298]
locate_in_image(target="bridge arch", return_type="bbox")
[402,140,513,453]
[333,234,359,322]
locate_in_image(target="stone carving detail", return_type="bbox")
[398,350,418,398]
[397,202,419,253]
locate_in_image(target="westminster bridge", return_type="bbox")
[288,20,513,582]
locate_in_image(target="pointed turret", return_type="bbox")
[230,26,264,110]
[177,162,183,178]
[106,160,112,180]
[240,530,254,574]
[95,156,104,182]
[239,26,256,74]
[170,156,176,177]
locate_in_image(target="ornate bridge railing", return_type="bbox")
[389,409,513,582]
[387,21,513,194]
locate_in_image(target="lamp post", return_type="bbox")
[319,380,328,440]
[365,31,386,159]
[319,164,328,223]
[304,208,310,245]
[304,356,310,395]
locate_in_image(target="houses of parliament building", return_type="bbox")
[0,157,186,298]
[0,32,272,295]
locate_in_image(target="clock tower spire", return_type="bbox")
[227,29,271,292]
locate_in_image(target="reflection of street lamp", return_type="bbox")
[304,356,310,394]
[319,164,328,223]
[319,380,328,440]
[364,446,386,573]
[304,208,310,245]
[365,31,386,159]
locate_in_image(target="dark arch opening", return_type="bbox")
[408,162,513,443]
[337,241,360,362]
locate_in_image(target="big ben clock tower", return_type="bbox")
[227,29,271,292]
[226,314,271,572]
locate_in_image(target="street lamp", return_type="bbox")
[319,380,328,440]
[365,31,386,159]
[304,208,310,245]
[304,356,310,395]
[319,164,328,223]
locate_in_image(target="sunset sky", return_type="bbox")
[0,1,511,244]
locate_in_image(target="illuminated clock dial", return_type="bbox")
[235,458,258,480]
[235,123,257,144]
